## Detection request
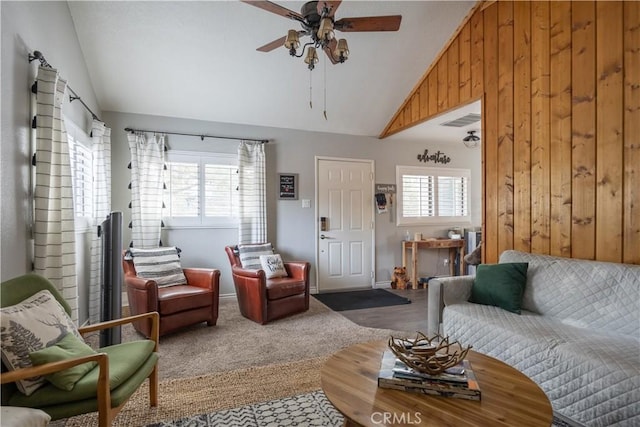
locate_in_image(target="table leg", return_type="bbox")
[460,243,466,275]
[449,248,455,276]
[412,242,418,289]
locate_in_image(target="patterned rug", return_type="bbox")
[146,390,343,427]
[145,389,572,427]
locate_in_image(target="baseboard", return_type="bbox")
[374,281,392,289]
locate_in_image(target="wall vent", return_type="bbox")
[440,113,481,128]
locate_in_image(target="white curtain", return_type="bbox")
[87,120,111,323]
[128,132,165,248]
[34,66,78,322]
[238,141,266,244]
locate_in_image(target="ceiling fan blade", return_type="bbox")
[323,38,338,64]
[335,15,402,32]
[257,35,287,52]
[241,0,303,22]
[317,1,342,18]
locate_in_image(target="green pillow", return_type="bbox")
[469,262,529,314]
[29,332,97,391]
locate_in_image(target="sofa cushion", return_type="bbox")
[8,340,155,407]
[499,250,640,337]
[260,254,288,279]
[128,246,187,288]
[238,243,273,270]
[469,262,528,314]
[28,332,97,391]
[0,290,82,396]
[157,285,212,315]
[443,301,640,426]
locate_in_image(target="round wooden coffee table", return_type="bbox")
[321,340,552,426]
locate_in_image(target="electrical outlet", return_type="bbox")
[443,258,450,266]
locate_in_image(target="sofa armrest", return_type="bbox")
[427,276,474,338]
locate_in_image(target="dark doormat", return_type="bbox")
[312,289,411,311]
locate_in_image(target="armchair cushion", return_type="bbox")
[28,332,97,391]
[237,243,273,269]
[127,247,187,287]
[0,290,82,396]
[260,254,288,278]
[8,340,156,408]
[157,285,213,315]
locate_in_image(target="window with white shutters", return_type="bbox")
[163,151,238,227]
[66,120,93,229]
[396,165,470,225]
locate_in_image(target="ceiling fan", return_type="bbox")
[241,1,402,69]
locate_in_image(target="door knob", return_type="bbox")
[320,234,326,239]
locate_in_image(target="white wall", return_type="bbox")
[104,111,481,296]
[1,1,481,309]
[1,1,101,323]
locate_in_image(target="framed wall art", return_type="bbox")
[278,173,298,200]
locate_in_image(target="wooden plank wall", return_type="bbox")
[380,1,639,265]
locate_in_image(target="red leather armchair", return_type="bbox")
[225,245,310,325]
[123,252,220,337]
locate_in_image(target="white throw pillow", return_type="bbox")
[259,254,289,279]
[0,290,82,396]
[128,247,187,288]
[238,243,274,270]
[0,407,51,427]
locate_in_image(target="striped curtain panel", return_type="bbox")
[237,141,266,244]
[34,66,79,322]
[127,132,165,248]
[87,120,111,323]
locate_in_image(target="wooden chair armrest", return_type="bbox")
[79,312,160,350]
[0,352,108,384]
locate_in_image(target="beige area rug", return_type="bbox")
[63,357,327,426]
[63,298,409,425]
[121,297,408,380]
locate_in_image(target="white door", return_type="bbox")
[316,158,374,292]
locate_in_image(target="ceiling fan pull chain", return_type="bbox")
[323,57,328,120]
[309,68,313,109]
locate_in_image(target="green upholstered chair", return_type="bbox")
[1,274,159,426]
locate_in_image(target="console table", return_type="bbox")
[402,239,466,289]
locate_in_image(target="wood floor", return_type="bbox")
[335,287,429,333]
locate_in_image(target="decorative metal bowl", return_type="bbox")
[388,332,472,375]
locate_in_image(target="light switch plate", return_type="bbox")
[301,199,310,208]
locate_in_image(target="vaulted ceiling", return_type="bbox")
[68,1,475,139]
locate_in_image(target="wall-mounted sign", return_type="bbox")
[375,183,396,193]
[417,149,451,164]
[278,173,298,200]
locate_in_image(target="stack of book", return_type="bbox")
[377,350,481,401]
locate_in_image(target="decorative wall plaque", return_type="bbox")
[417,149,451,164]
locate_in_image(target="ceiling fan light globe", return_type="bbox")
[334,38,349,60]
[318,18,335,41]
[284,30,300,50]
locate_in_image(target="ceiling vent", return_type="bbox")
[440,113,481,128]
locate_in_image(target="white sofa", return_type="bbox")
[427,250,640,427]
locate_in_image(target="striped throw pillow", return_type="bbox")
[237,243,274,270]
[128,247,187,287]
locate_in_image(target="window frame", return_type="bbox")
[396,165,471,226]
[163,150,239,229]
[65,118,93,231]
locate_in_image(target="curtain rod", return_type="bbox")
[124,127,269,144]
[28,51,102,122]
